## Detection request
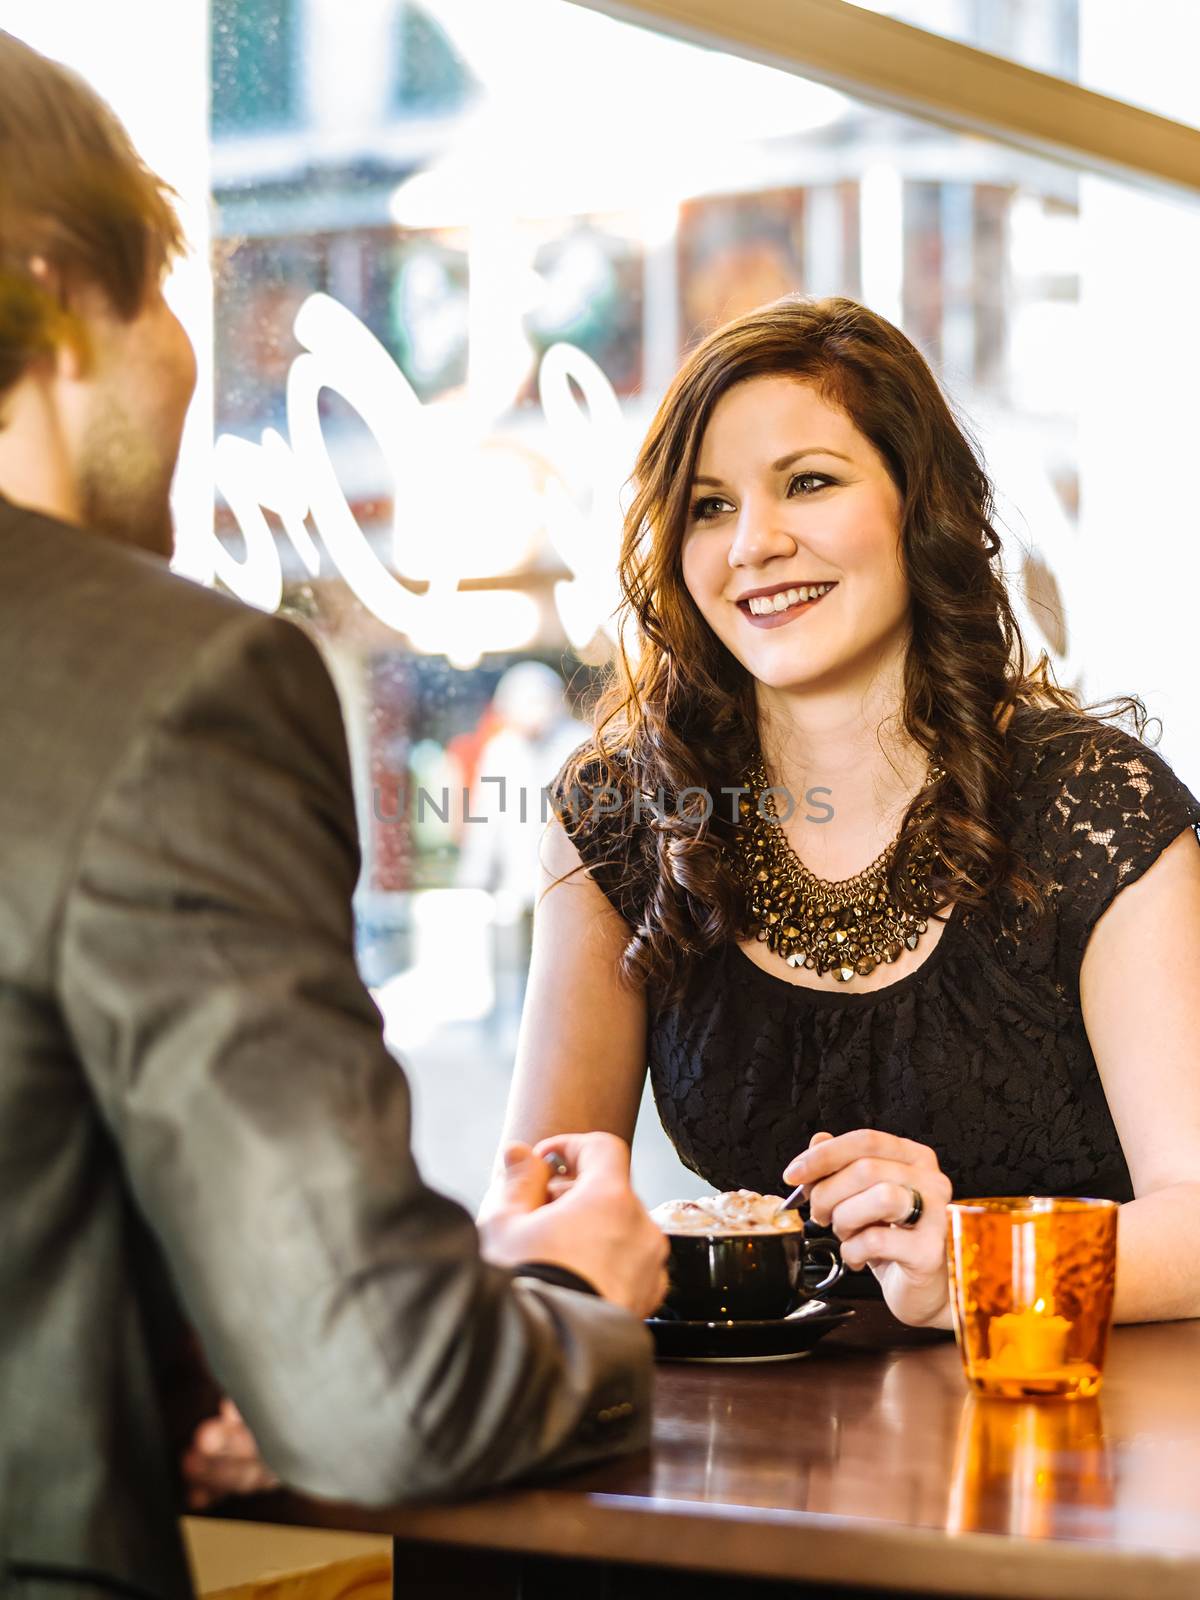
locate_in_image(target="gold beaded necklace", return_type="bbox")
[735,757,943,983]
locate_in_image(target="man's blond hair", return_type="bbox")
[0,30,184,404]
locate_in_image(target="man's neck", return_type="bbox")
[0,379,83,527]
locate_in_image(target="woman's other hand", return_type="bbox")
[783,1129,954,1328]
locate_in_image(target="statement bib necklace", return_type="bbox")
[735,756,943,983]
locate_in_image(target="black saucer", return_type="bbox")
[647,1296,854,1362]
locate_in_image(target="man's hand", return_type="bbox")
[181,1398,277,1511]
[479,1134,669,1320]
[183,1139,666,1507]
[783,1128,954,1328]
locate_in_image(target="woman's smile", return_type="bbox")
[735,579,839,629]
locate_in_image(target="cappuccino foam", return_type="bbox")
[651,1189,803,1236]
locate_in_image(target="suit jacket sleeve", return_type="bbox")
[56,607,651,1506]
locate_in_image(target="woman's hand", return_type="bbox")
[181,1398,278,1511]
[783,1129,954,1328]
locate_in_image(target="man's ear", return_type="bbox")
[27,255,92,383]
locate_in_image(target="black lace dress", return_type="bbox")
[556,709,1200,1294]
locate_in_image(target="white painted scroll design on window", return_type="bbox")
[211,292,627,665]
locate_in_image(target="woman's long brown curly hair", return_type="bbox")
[561,294,1143,999]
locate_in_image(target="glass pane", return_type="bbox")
[211,0,297,133]
[211,0,1200,1209]
[848,0,1200,129]
[394,2,478,116]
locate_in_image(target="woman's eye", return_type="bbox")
[691,496,730,522]
[788,473,832,496]
[690,476,831,521]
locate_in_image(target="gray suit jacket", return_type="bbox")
[0,497,651,1600]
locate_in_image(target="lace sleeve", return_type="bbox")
[549,746,646,926]
[1043,724,1200,989]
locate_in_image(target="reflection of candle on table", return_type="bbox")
[987,1298,1070,1372]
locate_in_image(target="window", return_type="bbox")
[849,0,1198,127]
[211,0,298,134]
[394,3,477,117]
[21,0,1192,1211]
[198,0,1200,1207]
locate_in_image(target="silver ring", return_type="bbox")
[898,1187,924,1228]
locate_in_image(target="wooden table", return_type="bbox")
[233,1308,1200,1599]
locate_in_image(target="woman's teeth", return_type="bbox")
[746,582,835,616]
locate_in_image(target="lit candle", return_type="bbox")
[986,1298,1071,1373]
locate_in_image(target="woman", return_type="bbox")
[501,294,1200,1329]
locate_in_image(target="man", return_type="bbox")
[0,31,666,1600]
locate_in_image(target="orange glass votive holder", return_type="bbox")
[946,1197,1118,1400]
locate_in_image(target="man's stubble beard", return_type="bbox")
[77,393,177,560]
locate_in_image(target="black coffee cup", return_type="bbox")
[659,1228,843,1322]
